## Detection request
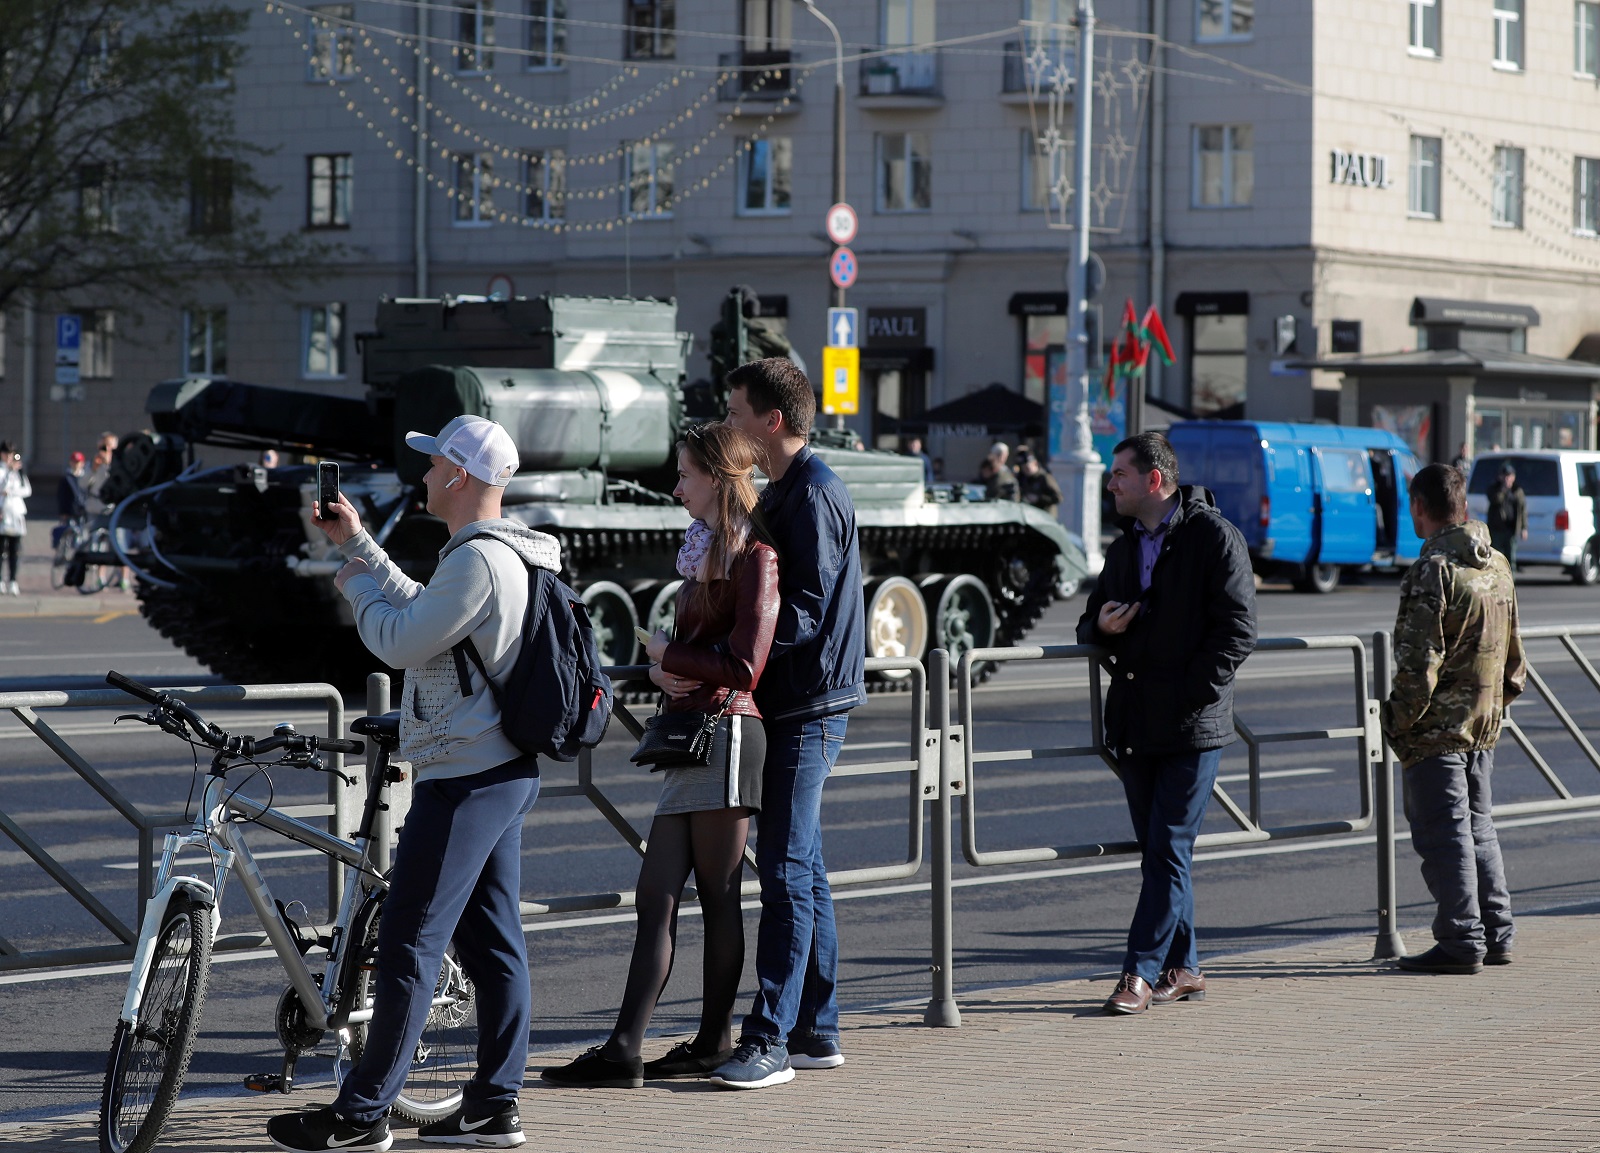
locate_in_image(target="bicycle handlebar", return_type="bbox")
[105,671,365,761]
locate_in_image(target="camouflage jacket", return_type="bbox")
[1380,520,1526,767]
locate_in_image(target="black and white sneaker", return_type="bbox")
[267,1106,392,1152]
[417,1101,526,1147]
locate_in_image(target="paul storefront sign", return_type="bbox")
[1330,150,1393,189]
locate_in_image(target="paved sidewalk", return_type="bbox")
[6,912,1599,1152]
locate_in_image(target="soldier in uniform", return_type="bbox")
[1484,461,1527,573]
[1381,463,1526,975]
[1014,447,1063,517]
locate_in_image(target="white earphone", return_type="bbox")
[444,475,463,490]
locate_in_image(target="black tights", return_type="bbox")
[0,535,17,582]
[601,808,751,1059]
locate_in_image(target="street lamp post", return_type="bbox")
[798,0,849,429]
[1050,0,1105,575]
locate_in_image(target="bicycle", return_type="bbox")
[52,514,116,594]
[97,671,481,1153]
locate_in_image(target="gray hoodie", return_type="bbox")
[338,519,562,781]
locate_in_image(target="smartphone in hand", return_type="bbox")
[317,461,341,521]
[633,626,653,647]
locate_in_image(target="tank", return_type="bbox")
[100,291,1087,690]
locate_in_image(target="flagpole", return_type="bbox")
[1051,0,1105,578]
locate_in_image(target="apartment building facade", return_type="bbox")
[1,0,1596,475]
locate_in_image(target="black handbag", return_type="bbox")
[630,692,738,770]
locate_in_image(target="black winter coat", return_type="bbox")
[1077,486,1257,755]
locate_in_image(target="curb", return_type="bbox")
[0,595,138,618]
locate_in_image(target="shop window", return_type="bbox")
[1409,0,1440,55]
[1190,313,1247,416]
[1022,313,1067,408]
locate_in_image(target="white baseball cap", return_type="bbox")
[405,415,519,487]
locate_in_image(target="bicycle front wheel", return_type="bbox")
[81,527,115,595]
[341,896,479,1124]
[99,892,212,1153]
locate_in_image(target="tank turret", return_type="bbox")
[101,291,1086,689]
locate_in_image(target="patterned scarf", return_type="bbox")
[676,517,748,581]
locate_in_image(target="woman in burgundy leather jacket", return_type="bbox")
[543,421,779,1088]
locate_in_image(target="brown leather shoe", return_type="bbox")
[1152,967,1207,1004]
[1103,972,1151,1015]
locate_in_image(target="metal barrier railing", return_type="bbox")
[512,656,934,920]
[0,680,350,972]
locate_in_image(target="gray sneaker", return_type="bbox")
[707,1037,794,1090]
[788,1035,845,1070]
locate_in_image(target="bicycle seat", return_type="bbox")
[351,713,401,745]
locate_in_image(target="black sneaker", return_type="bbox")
[267,1106,392,1153]
[540,1044,644,1088]
[1485,947,1513,966]
[417,1101,525,1147]
[788,1035,845,1070]
[642,1040,736,1080]
[1396,944,1483,975]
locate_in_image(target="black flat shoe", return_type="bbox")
[1396,944,1483,975]
[643,1040,736,1079]
[540,1045,644,1088]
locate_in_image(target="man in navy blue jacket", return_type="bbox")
[714,357,866,1090]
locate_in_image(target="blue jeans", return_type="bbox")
[1117,748,1222,985]
[335,759,540,1124]
[743,713,848,1046]
[1403,749,1514,961]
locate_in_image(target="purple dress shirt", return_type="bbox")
[1133,499,1179,591]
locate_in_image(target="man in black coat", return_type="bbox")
[1077,432,1256,1015]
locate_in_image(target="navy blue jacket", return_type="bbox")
[754,446,867,722]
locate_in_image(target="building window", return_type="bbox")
[743,0,793,49]
[77,164,116,233]
[188,158,233,235]
[626,0,675,59]
[522,149,565,221]
[1493,0,1523,68]
[183,309,227,376]
[453,153,495,224]
[1191,314,1247,417]
[1193,124,1253,207]
[876,132,931,213]
[1022,314,1067,408]
[1409,0,1440,55]
[307,4,355,79]
[1022,128,1069,212]
[526,0,566,68]
[303,304,346,378]
[737,137,792,215]
[883,0,935,43]
[84,22,122,91]
[626,141,675,217]
[1577,156,1600,235]
[81,310,114,380]
[455,0,495,72]
[1408,135,1441,219]
[1579,2,1600,76]
[307,154,352,229]
[1197,0,1253,42]
[1492,145,1523,228]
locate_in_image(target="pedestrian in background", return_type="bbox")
[1078,432,1256,1015]
[1015,447,1062,517]
[982,441,1019,501]
[900,435,935,488]
[1485,462,1527,573]
[1381,463,1524,975]
[542,422,778,1088]
[55,451,88,548]
[719,358,867,1090]
[0,442,30,596]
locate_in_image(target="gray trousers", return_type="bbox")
[1402,749,1514,960]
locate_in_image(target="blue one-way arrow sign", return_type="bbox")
[827,306,858,348]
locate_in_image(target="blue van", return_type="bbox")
[1165,421,1424,592]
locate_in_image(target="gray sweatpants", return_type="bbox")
[1402,749,1515,961]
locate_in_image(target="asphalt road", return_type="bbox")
[4,572,1600,1126]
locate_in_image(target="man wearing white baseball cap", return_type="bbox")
[268,415,557,1153]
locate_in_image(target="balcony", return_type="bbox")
[1001,37,1076,104]
[858,47,941,108]
[717,50,800,111]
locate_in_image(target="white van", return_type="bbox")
[1465,450,1600,584]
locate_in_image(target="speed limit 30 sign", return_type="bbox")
[825,202,857,246]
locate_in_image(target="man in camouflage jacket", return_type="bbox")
[1381,463,1526,975]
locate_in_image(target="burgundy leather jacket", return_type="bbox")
[660,541,779,718]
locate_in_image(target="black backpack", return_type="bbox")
[451,535,613,761]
